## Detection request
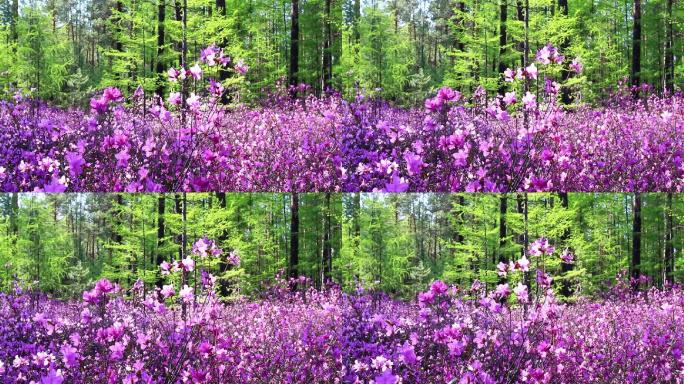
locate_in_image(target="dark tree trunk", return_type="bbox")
[114,1,124,52]
[216,193,233,296]
[665,0,674,94]
[631,0,641,96]
[457,2,466,52]
[216,0,226,15]
[498,0,508,95]
[174,0,183,66]
[174,194,183,259]
[10,0,18,48]
[323,0,333,91]
[354,193,361,240]
[113,195,124,244]
[631,193,642,289]
[559,192,574,297]
[665,193,674,284]
[515,193,525,256]
[558,0,572,104]
[10,193,18,248]
[498,195,508,282]
[156,0,167,96]
[323,193,332,284]
[354,0,361,46]
[289,193,300,290]
[454,195,465,244]
[515,0,524,66]
[289,0,300,96]
[156,194,166,287]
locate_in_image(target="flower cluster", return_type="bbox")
[1,266,683,383]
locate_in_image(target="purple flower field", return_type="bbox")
[1,45,683,193]
[1,270,682,384]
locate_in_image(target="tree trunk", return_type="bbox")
[216,192,233,296]
[498,0,508,95]
[156,0,167,96]
[558,0,572,104]
[631,0,641,96]
[665,193,674,284]
[559,192,574,297]
[10,193,18,249]
[289,0,300,95]
[156,194,166,287]
[631,193,642,289]
[10,0,18,49]
[174,194,183,259]
[664,0,674,94]
[354,0,361,46]
[323,0,333,91]
[323,193,333,284]
[289,193,300,290]
[114,1,124,53]
[216,0,226,15]
[498,195,508,281]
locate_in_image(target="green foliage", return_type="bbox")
[1,193,683,300]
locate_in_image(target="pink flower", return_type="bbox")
[403,151,424,176]
[103,87,123,103]
[160,284,175,298]
[227,251,240,266]
[530,237,555,256]
[193,238,212,257]
[60,345,79,369]
[374,370,398,384]
[187,93,201,112]
[437,86,461,102]
[430,280,449,295]
[109,342,125,361]
[522,92,537,110]
[525,63,538,80]
[95,278,115,294]
[560,249,574,263]
[536,45,552,65]
[65,152,85,177]
[189,63,203,80]
[504,67,515,82]
[495,283,510,299]
[168,92,182,106]
[570,58,583,73]
[160,261,171,275]
[201,45,219,66]
[516,256,530,272]
[115,149,130,168]
[503,91,517,105]
[514,283,528,303]
[235,59,249,75]
[167,68,180,82]
[180,257,195,272]
[418,290,434,305]
[497,262,508,277]
[384,173,409,192]
[424,97,443,112]
[179,285,194,302]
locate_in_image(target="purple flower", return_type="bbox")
[384,173,409,192]
[374,370,398,384]
[40,370,64,384]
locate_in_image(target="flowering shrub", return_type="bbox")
[1,240,683,383]
[1,46,683,192]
